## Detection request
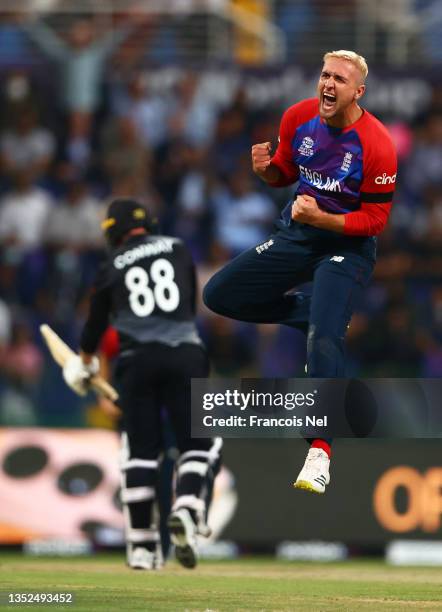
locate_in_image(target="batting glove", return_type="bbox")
[63,355,99,397]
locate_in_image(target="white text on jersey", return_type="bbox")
[299,165,342,192]
[114,238,176,270]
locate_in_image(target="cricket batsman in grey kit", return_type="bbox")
[63,198,221,570]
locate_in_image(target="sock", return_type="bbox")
[311,439,332,458]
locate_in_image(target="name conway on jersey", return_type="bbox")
[80,234,201,353]
[271,98,397,236]
[113,237,175,269]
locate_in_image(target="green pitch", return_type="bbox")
[0,553,441,611]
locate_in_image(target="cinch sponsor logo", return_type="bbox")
[299,165,342,192]
[375,173,396,184]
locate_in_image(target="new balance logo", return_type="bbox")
[330,256,345,262]
[256,239,274,254]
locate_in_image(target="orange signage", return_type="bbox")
[373,466,442,533]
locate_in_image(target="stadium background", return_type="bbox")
[0,0,441,557]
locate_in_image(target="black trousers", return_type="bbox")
[115,342,212,459]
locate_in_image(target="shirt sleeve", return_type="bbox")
[344,126,398,236]
[177,242,197,315]
[268,107,300,187]
[80,263,112,354]
[100,326,120,360]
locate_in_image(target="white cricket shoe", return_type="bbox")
[293,447,330,494]
[128,546,163,570]
[167,508,198,569]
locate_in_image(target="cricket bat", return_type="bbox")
[40,324,119,402]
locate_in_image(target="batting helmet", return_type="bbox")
[101,199,158,247]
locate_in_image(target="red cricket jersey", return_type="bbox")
[270,98,398,236]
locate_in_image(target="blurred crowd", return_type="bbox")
[0,9,442,426]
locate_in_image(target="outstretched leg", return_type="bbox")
[294,251,374,493]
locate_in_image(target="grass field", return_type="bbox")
[0,553,441,611]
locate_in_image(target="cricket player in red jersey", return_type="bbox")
[204,50,397,493]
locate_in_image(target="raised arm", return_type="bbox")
[22,18,68,60]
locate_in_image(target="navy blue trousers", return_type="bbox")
[203,223,375,378]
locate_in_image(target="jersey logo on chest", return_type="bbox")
[298,136,315,157]
[341,152,353,171]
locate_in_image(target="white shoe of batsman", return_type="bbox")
[167,508,198,569]
[293,448,330,494]
[129,547,159,570]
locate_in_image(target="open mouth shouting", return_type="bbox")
[322,93,337,111]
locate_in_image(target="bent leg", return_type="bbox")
[203,234,315,328]
[160,345,221,530]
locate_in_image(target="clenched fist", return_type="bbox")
[291,194,323,225]
[251,142,272,174]
[251,141,282,184]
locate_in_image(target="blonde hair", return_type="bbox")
[323,50,368,82]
